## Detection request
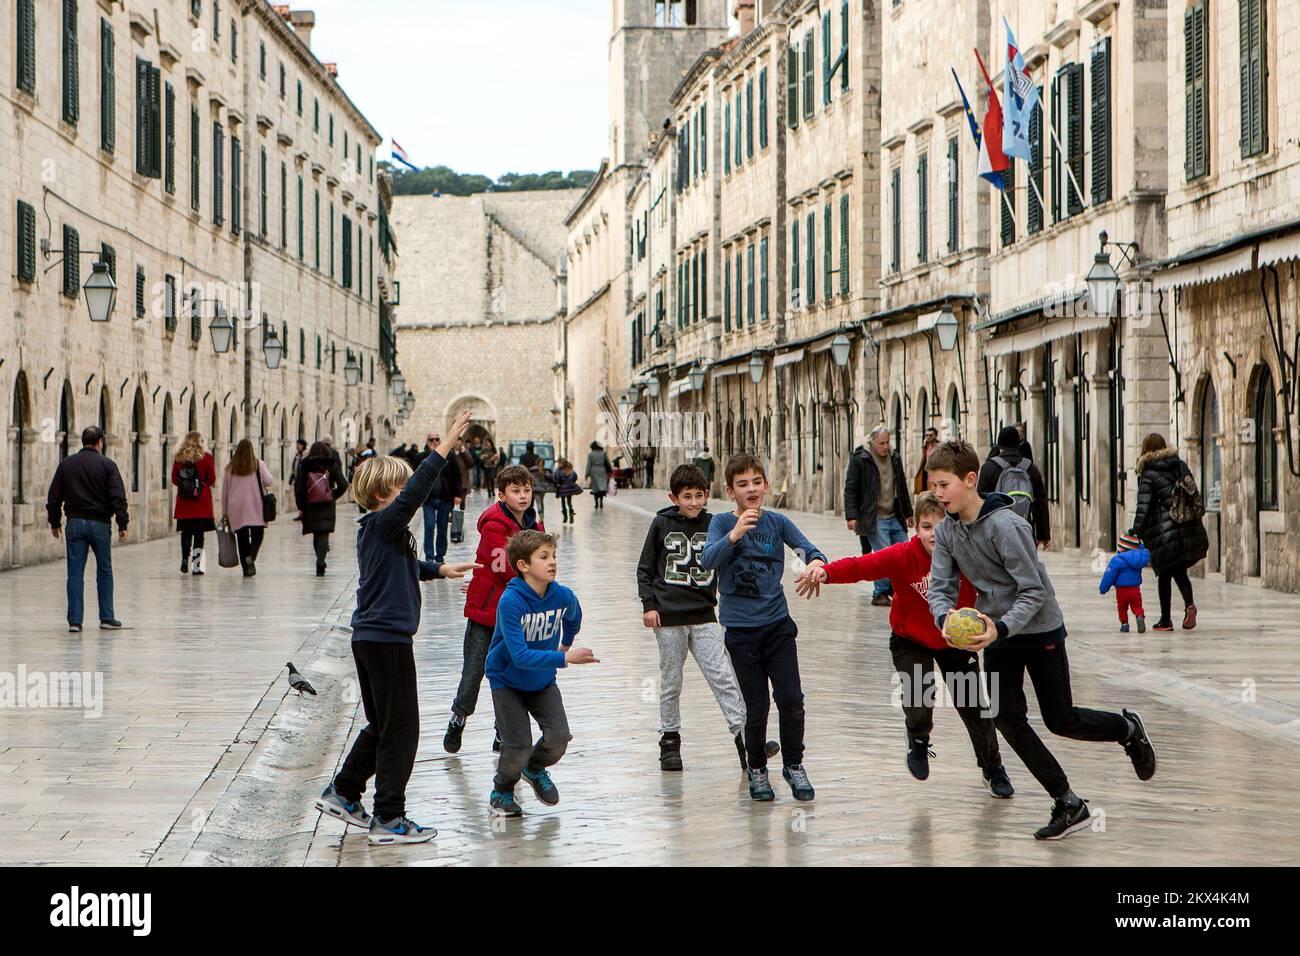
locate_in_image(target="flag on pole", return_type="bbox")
[953,69,1006,190]
[1001,18,1039,162]
[972,50,1010,190]
[390,139,418,172]
[952,68,983,149]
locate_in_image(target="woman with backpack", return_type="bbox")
[221,439,275,577]
[171,431,216,575]
[1131,432,1208,631]
[294,441,348,576]
[977,425,1051,547]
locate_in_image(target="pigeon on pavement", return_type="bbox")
[286,662,318,696]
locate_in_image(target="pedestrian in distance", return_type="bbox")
[443,464,546,755]
[481,440,500,495]
[519,441,550,520]
[796,492,1013,797]
[486,530,598,817]
[313,410,480,846]
[1130,432,1208,631]
[1100,533,1150,633]
[925,440,1157,840]
[417,430,462,564]
[290,438,308,522]
[843,425,914,606]
[978,425,1051,549]
[586,440,612,510]
[46,425,128,632]
[700,452,827,803]
[172,431,217,575]
[552,458,583,525]
[295,441,349,576]
[914,427,940,495]
[637,463,775,774]
[221,439,275,578]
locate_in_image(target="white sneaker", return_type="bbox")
[368,815,437,846]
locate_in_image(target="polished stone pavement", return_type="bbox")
[2,489,1297,866]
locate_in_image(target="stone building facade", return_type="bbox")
[391,189,581,456]
[2,1,400,570]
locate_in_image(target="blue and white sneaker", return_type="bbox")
[490,789,523,817]
[313,784,371,828]
[522,767,560,806]
[782,763,815,802]
[747,767,775,802]
[368,815,437,846]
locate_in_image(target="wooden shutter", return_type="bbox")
[745,78,754,158]
[802,31,814,118]
[747,246,756,325]
[699,104,707,172]
[297,176,304,259]
[1185,3,1209,179]
[823,202,832,299]
[699,250,707,321]
[1001,162,1016,247]
[787,44,799,129]
[231,135,241,234]
[822,11,832,106]
[791,219,800,307]
[724,248,731,331]
[1028,86,1044,233]
[1239,0,1266,157]
[759,68,769,148]
[212,121,223,224]
[840,0,849,91]
[947,136,960,252]
[164,82,175,193]
[17,0,36,95]
[100,20,114,153]
[1091,37,1112,203]
[890,168,900,273]
[1066,63,1085,215]
[735,253,743,325]
[691,253,699,323]
[734,91,742,167]
[838,195,849,295]
[1051,72,1062,220]
[342,214,352,289]
[917,154,928,263]
[135,264,144,319]
[281,162,288,247]
[16,201,37,282]
[62,0,79,125]
[100,242,115,281]
[805,210,815,305]
[190,105,200,211]
[63,225,80,296]
[761,235,770,319]
[165,274,177,331]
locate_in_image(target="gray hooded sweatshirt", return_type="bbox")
[928,493,1065,647]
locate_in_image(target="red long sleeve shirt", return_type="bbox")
[822,536,976,650]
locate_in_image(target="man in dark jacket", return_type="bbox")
[843,426,914,606]
[419,430,462,563]
[46,426,129,632]
[978,425,1051,547]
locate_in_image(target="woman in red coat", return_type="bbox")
[171,431,217,575]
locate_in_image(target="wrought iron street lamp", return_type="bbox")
[208,304,235,354]
[263,327,285,368]
[391,369,406,397]
[646,377,661,398]
[747,353,765,385]
[343,350,361,385]
[934,307,959,352]
[688,362,706,392]
[83,261,117,323]
[830,333,852,367]
[1086,230,1139,319]
[404,390,415,413]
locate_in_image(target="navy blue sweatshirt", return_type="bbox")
[350,451,447,644]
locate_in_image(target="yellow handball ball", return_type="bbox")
[944,607,987,648]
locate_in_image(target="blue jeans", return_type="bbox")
[868,515,908,597]
[422,497,453,563]
[65,517,114,625]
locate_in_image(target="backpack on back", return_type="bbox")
[992,456,1034,519]
[177,462,203,499]
[306,470,333,504]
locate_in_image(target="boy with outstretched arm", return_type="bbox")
[699,453,826,803]
[924,440,1158,840]
[443,463,545,755]
[636,463,777,772]
[796,492,1014,797]
[486,530,598,817]
[314,410,481,846]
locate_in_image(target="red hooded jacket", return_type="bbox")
[463,501,545,626]
[822,536,975,650]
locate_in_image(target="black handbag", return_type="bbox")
[260,469,277,523]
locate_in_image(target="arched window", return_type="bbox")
[11,373,30,504]
[59,381,75,461]
[131,388,145,493]
[946,385,961,440]
[1255,366,1278,510]
[161,395,174,490]
[1199,379,1220,511]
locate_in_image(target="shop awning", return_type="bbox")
[1150,246,1255,292]
[982,312,1112,358]
[773,348,805,368]
[667,378,693,397]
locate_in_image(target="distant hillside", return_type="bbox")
[384,163,597,197]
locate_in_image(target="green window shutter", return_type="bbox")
[135,264,145,319]
[16,201,37,283]
[100,20,114,153]
[230,18,236,62]
[62,225,79,295]
[840,0,849,91]
[746,245,755,325]
[822,11,832,106]
[699,104,707,172]
[190,105,200,211]
[760,235,770,320]
[787,44,800,129]
[18,0,37,96]
[342,214,352,289]
[1001,162,1016,247]
[723,255,731,332]
[297,176,304,259]
[745,78,754,158]
[802,31,814,118]
[259,41,265,79]
[759,67,769,149]
[1028,87,1044,233]
[329,203,334,277]
[191,284,201,341]
[314,98,319,131]
[297,79,302,116]
[279,62,285,98]
[1051,72,1062,220]
[724,101,731,174]
[1066,63,1085,216]
[212,121,223,224]
[231,135,240,234]
[947,136,960,252]
[734,253,742,325]
[100,241,115,282]
[1240,0,1266,157]
[699,250,707,321]
[358,222,363,293]
[164,82,175,192]
[791,219,800,308]
[839,194,849,294]
[917,154,928,264]
[314,190,320,268]
[1184,3,1209,179]
[805,210,815,305]
[1091,38,1112,204]
[890,167,900,273]
[823,202,832,299]
[691,253,698,323]
[165,274,177,331]
[147,62,161,176]
[734,91,742,167]
[281,162,287,247]
[259,148,267,235]
[62,0,79,125]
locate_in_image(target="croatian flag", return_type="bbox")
[1002,18,1039,162]
[976,77,1010,190]
[390,139,418,172]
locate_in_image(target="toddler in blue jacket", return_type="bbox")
[1100,532,1150,633]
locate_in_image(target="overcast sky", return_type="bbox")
[306,0,737,180]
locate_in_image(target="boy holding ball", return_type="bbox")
[924,440,1157,840]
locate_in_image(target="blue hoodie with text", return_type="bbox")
[485,577,582,692]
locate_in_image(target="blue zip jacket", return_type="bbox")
[1099,546,1149,593]
[485,577,582,692]
[700,510,826,629]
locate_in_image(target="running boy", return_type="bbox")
[314,410,480,846]
[795,492,1014,797]
[1100,533,1149,633]
[924,440,1158,840]
[637,463,776,772]
[443,464,545,754]
[486,530,598,817]
[700,453,826,803]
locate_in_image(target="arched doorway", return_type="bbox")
[11,372,31,504]
[1253,365,1278,574]
[890,392,902,456]
[946,384,961,441]
[130,388,145,493]
[98,386,111,446]
[59,380,75,461]
[1197,376,1222,571]
[161,394,174,490]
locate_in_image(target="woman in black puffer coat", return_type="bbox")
[294,441,348,576]
[1130,433,1208,630]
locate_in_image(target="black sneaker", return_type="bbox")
[983,766,1015,798]
[99,619,123,630]
[659,731,683,771]
[906,733,933,781]
[871,593,892,607]
[443,716,465,754]
[490,789,523,817]
[1121,709,1157,781]
[1034,798,1091,840]
[521,767,560,806]
[180,557,189,574]
[782,764,815,801]
[747,767,775,801]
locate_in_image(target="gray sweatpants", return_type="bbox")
[492,683,572,792]
[655,623,747,736]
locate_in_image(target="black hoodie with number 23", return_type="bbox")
[635,505,719,627]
